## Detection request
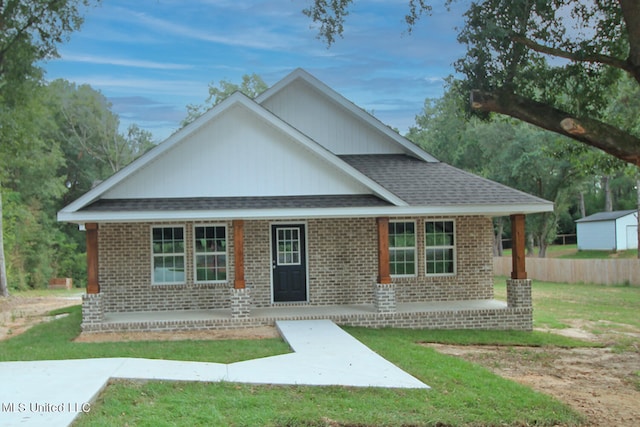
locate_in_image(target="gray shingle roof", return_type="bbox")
[340,154,551,206]
[82,195,390,212]
[575,209,637,223]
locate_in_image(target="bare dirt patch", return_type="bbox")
[74,326,280,342]
[0,294,82,341]
[425,325,640,427]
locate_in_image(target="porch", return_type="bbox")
[82,298,533,332]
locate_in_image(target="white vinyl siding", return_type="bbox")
[102,104,370,199]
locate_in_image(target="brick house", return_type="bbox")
[58,69,551,332]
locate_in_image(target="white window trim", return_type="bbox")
[389,220,418,278]
[424,219,457,277]
[151,225,186,285]
[193,223,228,284]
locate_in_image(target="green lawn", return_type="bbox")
[9,280,639,426]
[494,277,640,337]
[0,306,290,363]
[73,326,587,427]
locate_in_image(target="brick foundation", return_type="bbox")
[507,278,532,308]
[374,283,396,313]
[506,278,533,331]
[81,293,104,329]
[80,306,533,333]
[230,287,251,319]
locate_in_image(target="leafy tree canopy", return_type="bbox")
[182,73,268,127]
[0,0,95,86]
[304,0,640,165]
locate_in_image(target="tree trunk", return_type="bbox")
[470,90,640,165]
[526,233,535,257]
[538,240,548,258]
[0,191,8,297]
[493,217,504,256]
[579,192,586,218]
[603,176,613,212]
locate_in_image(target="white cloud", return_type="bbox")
[60,53,193,70]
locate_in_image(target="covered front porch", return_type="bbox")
[80,214,533,332]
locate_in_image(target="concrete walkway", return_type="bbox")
[0,320,429,427]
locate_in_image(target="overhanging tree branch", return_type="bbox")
[470,89,640,164]
[512,35,633,75]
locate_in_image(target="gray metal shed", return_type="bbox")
[575,209,638,251]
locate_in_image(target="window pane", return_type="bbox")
[388,222,416,276]
[194,226,227,282]
[425,221,455,276]
[154,255,185,283]
[152,227,186,283]
[276,227,301,266]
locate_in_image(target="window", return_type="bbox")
[152,227,185,284]
[389,221,416,276]
[276,227,301,265]
[194,225,227,282]
[425,220,456,276]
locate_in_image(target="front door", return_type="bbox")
[271,224,307,302]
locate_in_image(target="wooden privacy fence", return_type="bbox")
[493,257,640,286]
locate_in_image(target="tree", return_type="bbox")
[0,0,96,296]
[408,84,579,257]
[44,80,154,204]
[303,1,640,165]
[182,73,268,127]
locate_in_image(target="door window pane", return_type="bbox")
[277,227,301,265]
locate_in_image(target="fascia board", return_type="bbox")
[58,92,252,215]
[257,68,439,163]
[59,202,554,224]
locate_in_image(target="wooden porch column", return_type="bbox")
[510,214,527,280]
[376,217,392,284]
[85,223,100,294]
[233,220,246,289]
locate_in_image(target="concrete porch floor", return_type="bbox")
[102,299,508,324]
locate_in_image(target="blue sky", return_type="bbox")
[42,0,468,142]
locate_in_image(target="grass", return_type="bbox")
[74,327,585,427]
[494,277,640,333]
[10,280,639,426]
[0,306,289,363]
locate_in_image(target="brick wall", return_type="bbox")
[392,216,495,303]
[99,222,234,313]
[97,215,496,313]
